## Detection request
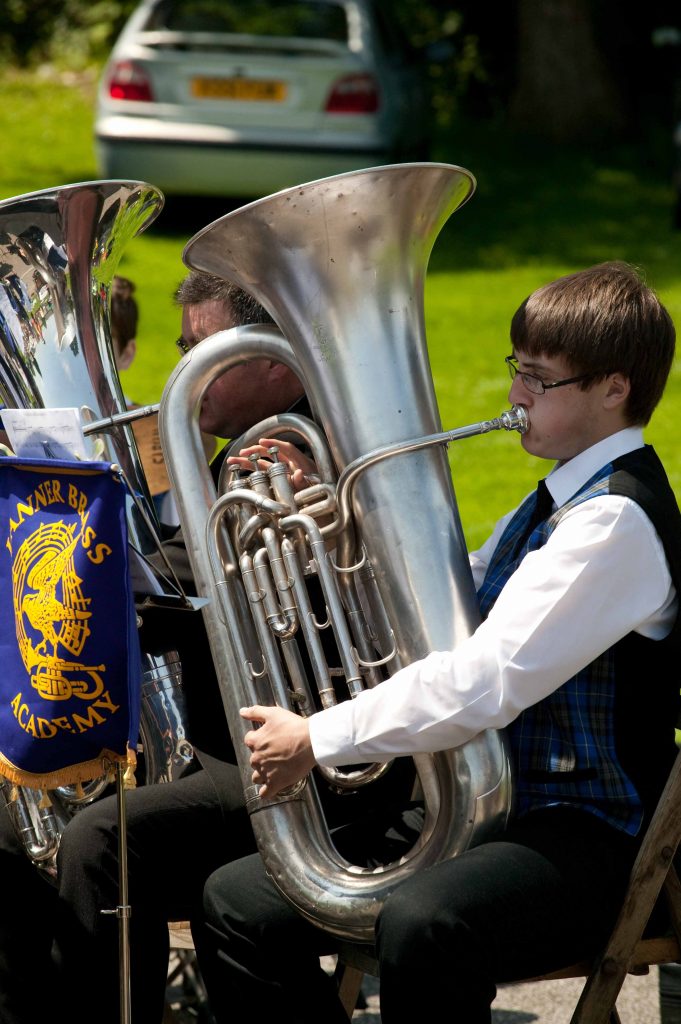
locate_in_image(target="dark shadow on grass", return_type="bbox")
[424,119,681,287]
[148,193,246,239]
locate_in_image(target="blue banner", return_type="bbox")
[0,458,141,787]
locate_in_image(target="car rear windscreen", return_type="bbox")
[146,0,348,43]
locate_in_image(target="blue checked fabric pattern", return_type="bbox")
[477,463,644,835]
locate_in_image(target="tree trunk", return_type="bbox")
[509,0,626,142]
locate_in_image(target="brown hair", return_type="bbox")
[174,271,274,326]
[111,275,138,353]
[510,261,676,425]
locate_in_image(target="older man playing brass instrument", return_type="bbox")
[0,270,415,1024]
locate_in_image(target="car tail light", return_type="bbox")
[107,60,154,102]
[325,73,379,114]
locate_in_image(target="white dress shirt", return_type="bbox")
[309,427,677,767]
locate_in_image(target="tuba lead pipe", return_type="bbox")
[334,403,529,535]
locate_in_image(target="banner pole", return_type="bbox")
[115,760,132,1024]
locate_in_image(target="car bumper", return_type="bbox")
[95,116,393,197]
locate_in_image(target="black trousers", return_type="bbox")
[195,805,639,1024]
[52,758,252,1024]
[37,751,412,1024]
[0,747,414,1024]
[0,804,59,1024]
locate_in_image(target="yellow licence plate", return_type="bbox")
[191,77,287,101]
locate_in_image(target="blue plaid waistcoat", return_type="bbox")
[477,446,681,836]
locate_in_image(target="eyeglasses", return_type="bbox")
[175,337,191,355]
[505,356,592,395]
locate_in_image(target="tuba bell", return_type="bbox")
[159,162,522,942]
[0,180,194,876]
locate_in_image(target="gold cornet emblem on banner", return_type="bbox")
[12,520,105,702]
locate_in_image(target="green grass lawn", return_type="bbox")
[2,68,681,549]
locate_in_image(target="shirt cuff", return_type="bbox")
[308,699,360,766]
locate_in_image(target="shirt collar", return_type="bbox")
[545,427,645,509]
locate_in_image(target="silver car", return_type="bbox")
[94,0,432,198]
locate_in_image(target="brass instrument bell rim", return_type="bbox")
[181,160,476,269]
[0,179,165,214]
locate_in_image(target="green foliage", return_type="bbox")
[0,0,137,67]
[48,2,137,68]
[1,69,681,553]
[1,0,54,64]
[389,1,475,128]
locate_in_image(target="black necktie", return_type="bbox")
[514,479,553,557]
[529,478,554,532]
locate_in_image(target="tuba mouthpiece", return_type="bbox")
[500,404,529,434]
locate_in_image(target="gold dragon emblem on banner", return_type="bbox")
[12,520,105,701]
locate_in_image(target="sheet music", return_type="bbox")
[1,407,94,461]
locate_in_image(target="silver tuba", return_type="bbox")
[0,180,194,876]
[159,162,522,942]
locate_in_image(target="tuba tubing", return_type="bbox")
[159,327,523,941]
[160,162,522,941]
[159,162,520,940]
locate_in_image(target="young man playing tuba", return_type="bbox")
[191,261,681,1024]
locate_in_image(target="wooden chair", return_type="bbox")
[334,746,681,1022]
[164,920,213,1024]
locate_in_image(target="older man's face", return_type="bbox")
[180,299,279,439]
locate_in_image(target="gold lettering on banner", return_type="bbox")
[10,690,121,739]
